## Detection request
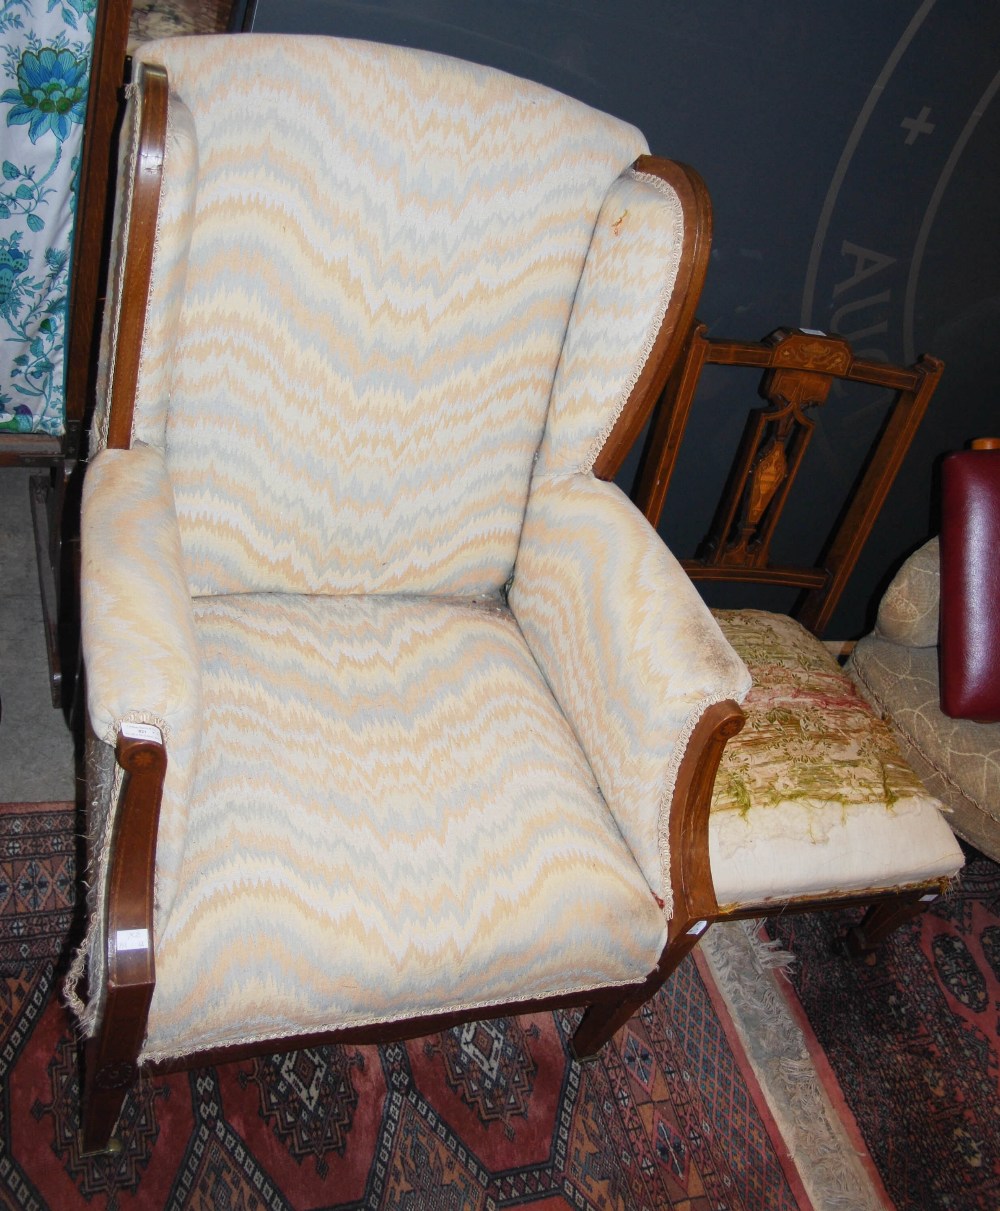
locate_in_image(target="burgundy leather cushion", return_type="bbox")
[939,450,1000,720]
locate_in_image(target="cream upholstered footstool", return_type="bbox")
[848,539,1000,861]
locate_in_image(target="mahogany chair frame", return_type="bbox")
[628,321,950,970]
[79,62,741,1153]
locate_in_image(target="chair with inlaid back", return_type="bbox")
[631,323,964,965]
[68,34,751,1153]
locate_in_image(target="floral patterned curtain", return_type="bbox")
[0,0,94,437]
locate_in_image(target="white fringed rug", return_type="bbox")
[700,922,890,1210]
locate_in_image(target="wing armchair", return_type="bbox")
[68,35,749,1152]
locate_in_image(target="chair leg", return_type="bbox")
[844,890,939,957]
[570,925,707,1059]
[80,1036,137,1155]
[571,989,652,1060]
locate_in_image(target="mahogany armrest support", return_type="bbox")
[666,698,744,942]
[104,727,167,993]
[80,727,166,1153]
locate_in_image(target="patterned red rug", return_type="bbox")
[769,848,1000,1211]
[1,803,810,1210]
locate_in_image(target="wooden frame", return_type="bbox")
[101,61,168,451]
[78,58,730,1152]
[632,323,944,635]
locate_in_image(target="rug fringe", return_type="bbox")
[701,920,885,1211]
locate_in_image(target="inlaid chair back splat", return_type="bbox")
[634,323,944,635]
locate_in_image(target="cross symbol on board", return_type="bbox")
[901,106,936,144]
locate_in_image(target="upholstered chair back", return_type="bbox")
[92,35,690,598]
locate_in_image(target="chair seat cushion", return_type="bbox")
[708,610,963,908]
[143,593,666,1062]
[849,634,1000,863]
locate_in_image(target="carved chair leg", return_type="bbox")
[81,1035,137,1155]
[844,890,939,958]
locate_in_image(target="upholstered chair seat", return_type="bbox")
[140,589,671,1060]
[710,609,963,907]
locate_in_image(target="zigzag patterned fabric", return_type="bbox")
[75,35,753,1057]
[142,591,668,1060]
[125,35,651,596]
[540,169,685,476]
[511,474,751,909]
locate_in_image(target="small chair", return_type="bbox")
[68,35,750,1152]
[631,323,964,962]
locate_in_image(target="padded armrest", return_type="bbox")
[82,443,202,743]
[81,444,203,931]
[509,473,750,911]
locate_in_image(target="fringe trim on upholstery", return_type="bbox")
[136,970,655,1066]
[700,920,885,1211]
[63,715,170,1037]
[63,733,119,1031]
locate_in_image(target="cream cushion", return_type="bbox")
[709,611,964,907]
[874,537,940,647]
[850,636,1000,861]
[144,593,669,1062]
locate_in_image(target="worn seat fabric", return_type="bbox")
[710,610,964,907]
